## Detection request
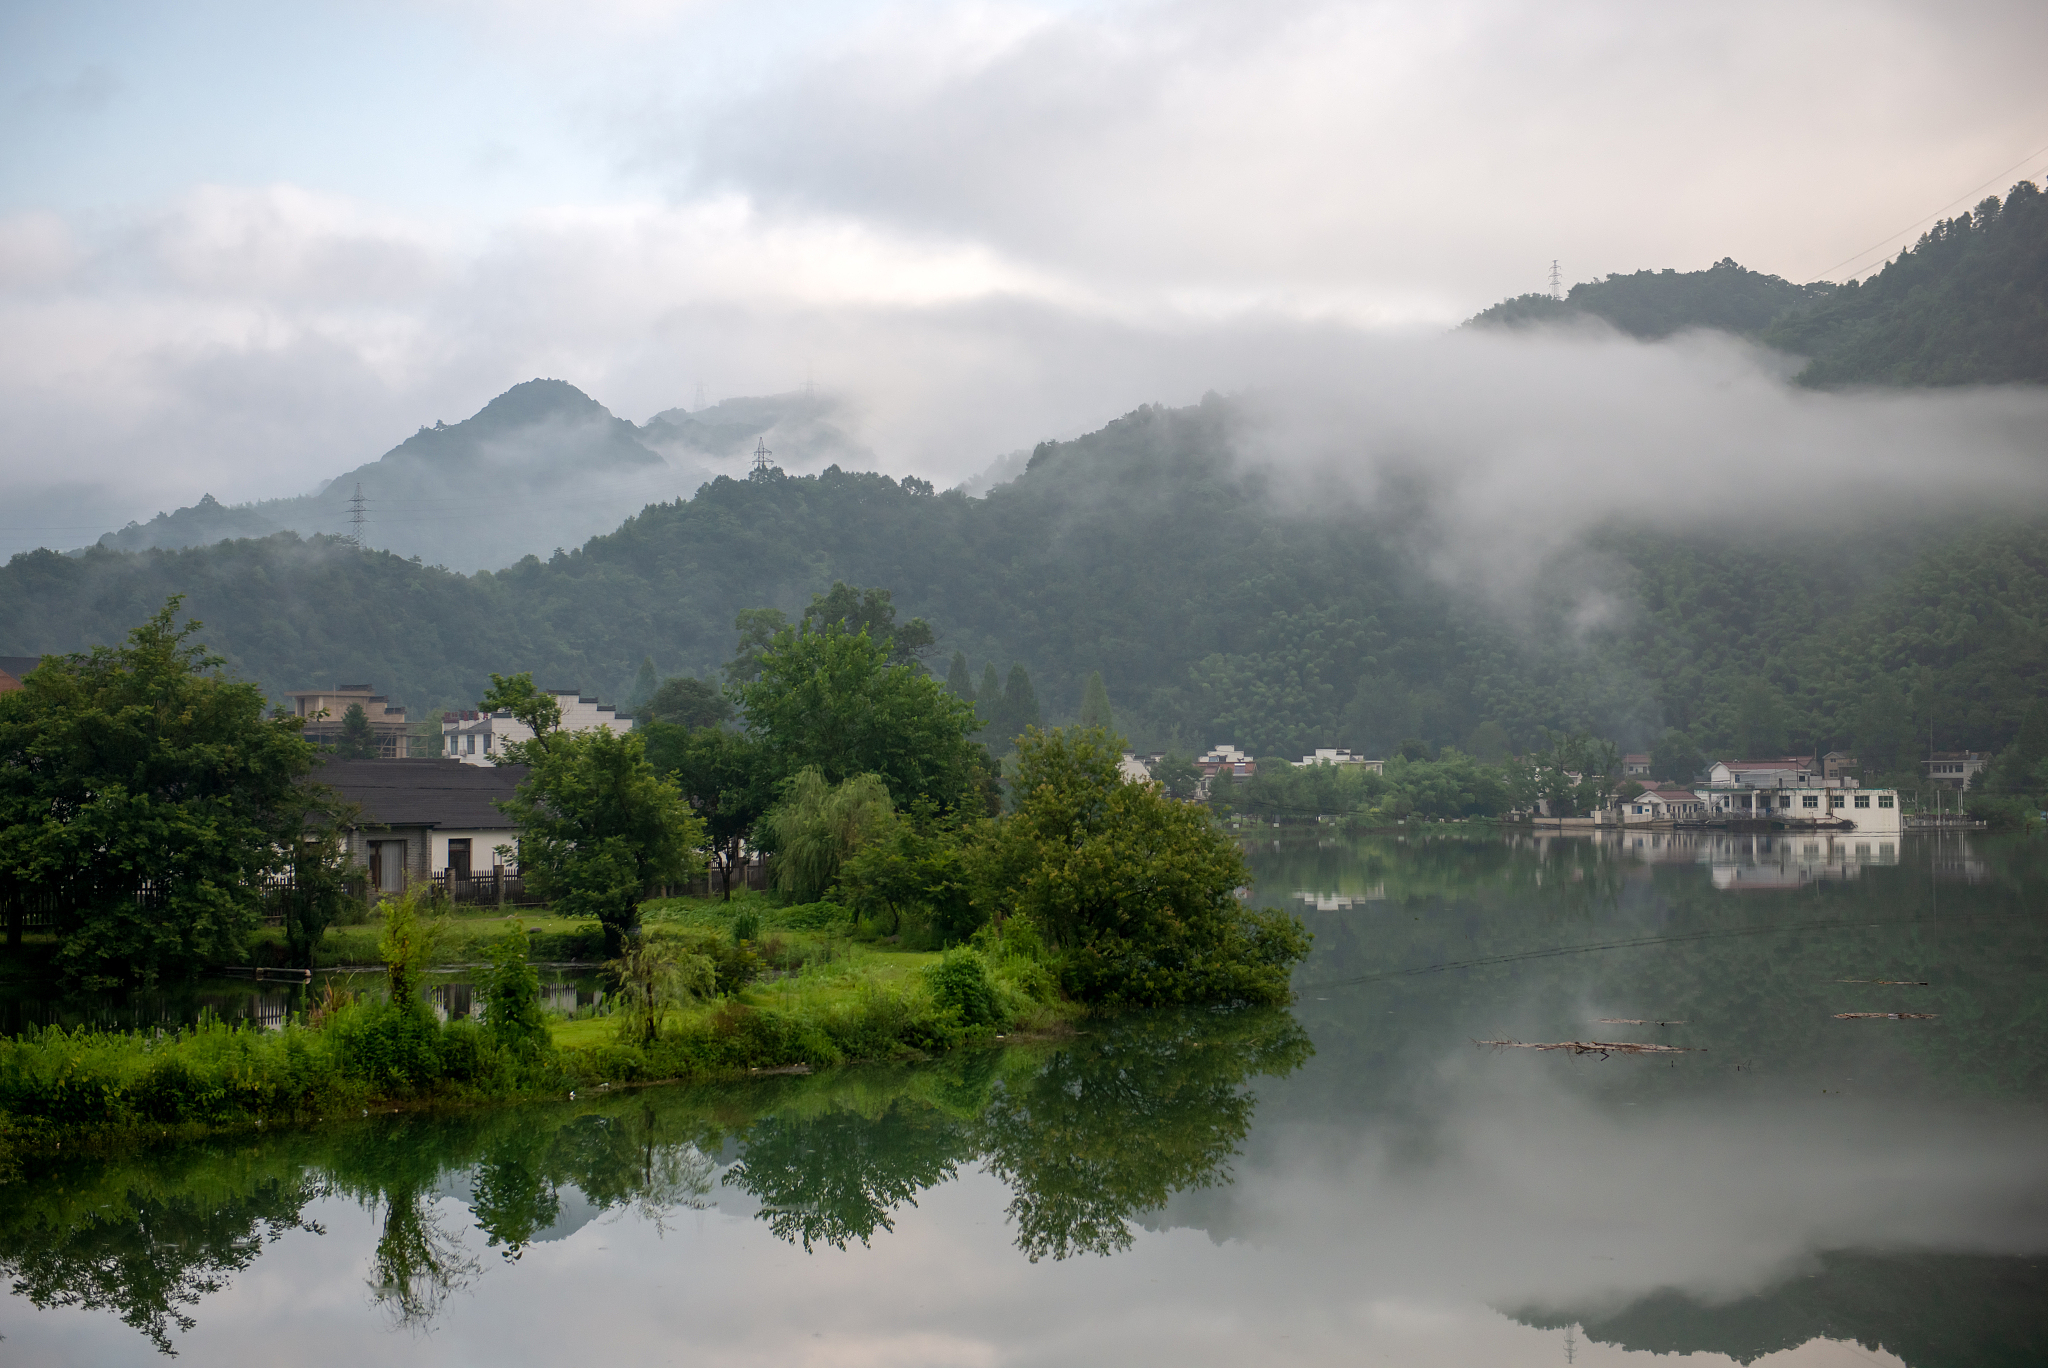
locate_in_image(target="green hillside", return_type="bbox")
[5,392,2046,782]
[1763,181,2048,387]
[1466,259,1831,339]
[1469,182,2048,389]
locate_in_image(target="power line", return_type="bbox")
[1814,136,2048,282]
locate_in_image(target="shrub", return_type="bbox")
[924,949,1005,1030]
[732,908,762,944]
[482,924,550,1055]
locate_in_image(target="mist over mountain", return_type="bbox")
[92,379,710,573]
[640,391,875,477]
[84,380,897,572]
[9,200,2048,775]
[6,318,2048,787]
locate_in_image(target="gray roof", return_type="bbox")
[0,656,44,682]
[312,758,527,830]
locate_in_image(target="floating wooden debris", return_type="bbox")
[1597,1018,1688,1025]
[1833,1012,1939,1020]
[1477,1039,1704,1058]
[1833,979,1929,986]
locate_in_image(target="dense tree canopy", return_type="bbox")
[734,623,982,811]
[0,600,327,986]
[971,728,1309,1008]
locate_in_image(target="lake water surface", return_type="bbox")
[3,829,2044,1366]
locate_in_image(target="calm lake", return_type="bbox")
[3,828,2044,1366]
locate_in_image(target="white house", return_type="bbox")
[1705,757,1816,788]
[1297,748,1385,773]
[1198,744,1257,780]
[1620,785,1709,825]
[443,690,634,766]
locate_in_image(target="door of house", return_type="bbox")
[368,841,405,893]
[447,839,472,882]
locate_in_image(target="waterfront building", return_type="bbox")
[1695,772,1901,834]
[1922,750,1990,790]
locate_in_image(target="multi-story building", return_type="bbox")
[1922,751,1990,790]
[284,684,412,758]
[442,689,634,766]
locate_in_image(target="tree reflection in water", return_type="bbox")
[0,1006,1309,1351]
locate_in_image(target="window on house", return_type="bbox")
[1829,794,1844,808]
[1878,795,1894,808]
[1854,794,1870,808]
[1779,795,1792,808]
[466,733,477,754]
[1803,795,1819,808]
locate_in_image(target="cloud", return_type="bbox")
[4,0,2047,559]
[1228,326,2048,598]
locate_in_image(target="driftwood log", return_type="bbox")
[1476,1039,1703,1058]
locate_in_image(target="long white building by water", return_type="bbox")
[1695,765,1901,834]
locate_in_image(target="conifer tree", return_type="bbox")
[336,702,378,759]
[1004,664,1041,739]
[625,656,659,713]
[947,651,976,701]
[1079,670,1113,731]
[980,662,1005,735]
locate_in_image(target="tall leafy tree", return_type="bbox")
[496,728,705,955]
[970,727,1309,1007]
[725,608,790,686]
[643,723,773,899]
[0,599,323,986]
[638,676,731,730]
[802,582,935,666]
[1651,728,1705,783]
[479,672,562,742]
[735,624,981,810]
[760,768,894,903]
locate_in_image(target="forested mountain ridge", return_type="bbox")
[92,379,709,573]
[1469,180,2048,388]
[1465,259,1832,339]
[1761,181,2048,386]
[5,391,2047,784]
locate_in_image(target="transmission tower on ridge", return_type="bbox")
[1549,259,1563,300]
[346,483,367,548]
[749,438,775,480]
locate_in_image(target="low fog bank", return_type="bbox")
[1226,327,2048,596]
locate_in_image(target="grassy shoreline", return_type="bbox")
[0,891,1081,1170]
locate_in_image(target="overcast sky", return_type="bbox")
[3,0,2046,554]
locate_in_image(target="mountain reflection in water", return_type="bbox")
[0,830,2042,1367]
